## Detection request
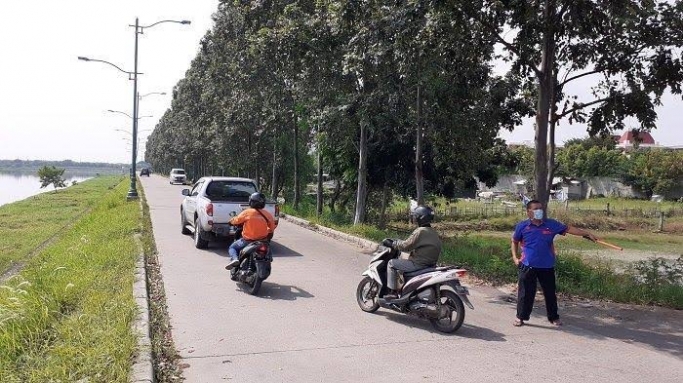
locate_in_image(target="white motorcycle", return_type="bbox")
[356,242,473,333]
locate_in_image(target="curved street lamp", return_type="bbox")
[122,18,190,198]
[78,18,189,199]
[77,56,142,79]
[107,109,153,120]
[139,91,166,99]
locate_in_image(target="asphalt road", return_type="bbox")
[139,174,683,383]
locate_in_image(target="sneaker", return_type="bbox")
[225,260,239,270]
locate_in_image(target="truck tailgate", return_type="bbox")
[211,202,278,224]
[211,202,248,224]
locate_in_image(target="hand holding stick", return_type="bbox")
[583,235,623,251]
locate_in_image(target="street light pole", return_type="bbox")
[128,17,141,199]
[128,18,189,199]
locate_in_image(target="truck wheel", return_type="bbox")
[194,217,209,249]
[180,209,191,235]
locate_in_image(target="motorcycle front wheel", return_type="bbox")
[429,291,465,333]
[356,277,380,313]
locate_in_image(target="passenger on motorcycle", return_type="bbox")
[382,205,442,299]
[225,192,276,270]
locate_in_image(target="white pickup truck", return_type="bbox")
[180,177,279,249]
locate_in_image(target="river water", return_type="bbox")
[0,173,92,207]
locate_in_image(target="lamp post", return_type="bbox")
[78,57,143,196]
[79,18,189,199]
[107,109,153,120]
[128,18,190,198]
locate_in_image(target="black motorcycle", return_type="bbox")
[229,227,272,295]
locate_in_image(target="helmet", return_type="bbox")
[248,192,266,209]
[411,205,434,226]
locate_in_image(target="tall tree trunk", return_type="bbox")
[354,119,369,225]
[247,130,253,179]
[415,77,425,206]
[255,140,261,190]
[316,133,324,216]
[329,179,341,213]
[546,82,558,198]
[534,0,556,209]
[293,114,300,210]
[271,137,279,200]
[379,177,390,230]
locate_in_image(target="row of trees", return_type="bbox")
[145,0,683,223]
[507,139,683,198]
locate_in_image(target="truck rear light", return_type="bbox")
[206,203,214,217]
[275,204,280,217]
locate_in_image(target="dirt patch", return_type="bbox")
[580,248,682,264]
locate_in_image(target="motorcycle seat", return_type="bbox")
[404,267,437,278]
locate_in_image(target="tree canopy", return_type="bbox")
[145,0,683,222]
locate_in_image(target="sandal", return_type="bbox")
[513,319,524,327]
[551,319,563,327]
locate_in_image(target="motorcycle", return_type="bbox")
[356,241,473,333]
[229,227,272,295]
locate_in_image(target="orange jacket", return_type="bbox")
[229,208,276,241]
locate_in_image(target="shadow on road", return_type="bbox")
[179,236,303,258]
[270,242,304,258]
[487,291,683,359]
[373,310,506,341]
[256,283,315,301]
[560,302,683,360]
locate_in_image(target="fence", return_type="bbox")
[377,202,683,222]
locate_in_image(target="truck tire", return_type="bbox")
[194,217,209,249]
[180,209,191,235]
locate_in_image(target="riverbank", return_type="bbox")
[0,176,143,382]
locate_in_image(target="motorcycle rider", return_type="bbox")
[382,205,442,300]
[225,192,276,270]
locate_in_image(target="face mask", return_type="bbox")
[532,209,544,220]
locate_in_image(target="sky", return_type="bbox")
[1,1,682,164]
[0,0,219,164]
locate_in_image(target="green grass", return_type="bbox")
[0,176,123,273]
[0,177,139,382]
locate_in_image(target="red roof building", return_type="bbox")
[617,131,656,148]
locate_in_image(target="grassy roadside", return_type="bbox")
[282,205,683,309]
[0,177,140,382]
[0,176,123,274]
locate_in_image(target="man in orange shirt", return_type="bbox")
[225,192,276,270]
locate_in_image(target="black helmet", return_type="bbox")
[412,206,434,226]
[249,192,266,209]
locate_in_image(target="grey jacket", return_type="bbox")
[393,226,442,267]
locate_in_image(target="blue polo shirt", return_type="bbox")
[512,219,568,268]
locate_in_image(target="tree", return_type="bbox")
[38,166,67,189]
[556,144,625,177]
[458,0,683,207]
[622,149,683,199]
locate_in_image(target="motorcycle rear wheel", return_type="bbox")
[429,291,465,333]
[247,276,262,295]
[356,277,380,313]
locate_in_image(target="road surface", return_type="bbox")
[139,175,683,382]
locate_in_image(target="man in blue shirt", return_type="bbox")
[511,199,598,327]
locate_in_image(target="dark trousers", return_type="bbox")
[516,265,559,322]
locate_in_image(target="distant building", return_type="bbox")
[616,131,657,149]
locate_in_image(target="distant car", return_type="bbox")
[169,168,187,185]
[140,168,151,177]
